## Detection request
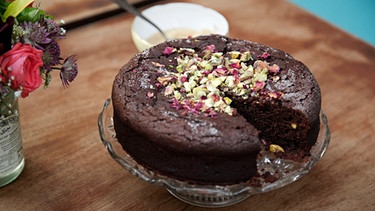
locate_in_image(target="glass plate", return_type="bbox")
[98,98,330,208]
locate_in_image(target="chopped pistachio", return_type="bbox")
[270,144,285,153]
[240,51,252,61]
[157,75,174,85]
[291,123,297,129]
[164,85,174,96]
[204,97,214,107]
[253,71,268,82]
[239,69,253,81]
[183,81,192,92]
[174,91,182,100]
[223,97,232,105]
[202,49,211,59]
[204,63,213,71]
[178,48,195,55]
[199,77,209,85]
[213,100,223,108]
[229,51,241,59]
[155,46,283,116]
[225,76,236,88]
[210,53,223,66]
[237,88,247,96]
[193,87,208,100]
[189,80,197,89]
[224,106,233,115]
[211,78,223,88]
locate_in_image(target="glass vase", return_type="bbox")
[0,91,25,187]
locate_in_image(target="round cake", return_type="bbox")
[112,35,321,185]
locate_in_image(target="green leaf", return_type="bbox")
[2,0,34,22]
[17,7,46,22]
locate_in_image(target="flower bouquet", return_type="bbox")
[0,0,78,186]
[0,0,78,114]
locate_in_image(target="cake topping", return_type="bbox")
[259,52,271,59]
[269,144,285,153]
[147,92,154,98]
[162,47,176,55]
[155,46,281,116]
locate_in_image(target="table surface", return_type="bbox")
[1,0,374,210]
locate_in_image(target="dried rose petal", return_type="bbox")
[268,64,280,74]
[253,81,265,91]
[259,52,270,59]
[162,47,176,56]
[157,47,283,117]
[205,44,216,53]
[214,67,227,76]
[147,92,154,98]
[229,62,241,69]
[180,75,188,83]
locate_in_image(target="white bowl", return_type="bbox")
[131,3,229,52]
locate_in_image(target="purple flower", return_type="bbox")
[42,40,61,72]
[20,21,51,50]
[60,55,78,87]
[42,18,65,40]
[19,17,65,52]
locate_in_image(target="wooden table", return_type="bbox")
[1,0,374,210]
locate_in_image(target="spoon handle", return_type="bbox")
[112,0,169,41]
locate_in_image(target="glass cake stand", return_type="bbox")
[98,98,330,208]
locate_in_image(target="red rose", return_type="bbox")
[0,43,43,97]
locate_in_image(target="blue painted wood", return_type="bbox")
[290,0,375,46]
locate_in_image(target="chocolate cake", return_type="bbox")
[112,35,321,185]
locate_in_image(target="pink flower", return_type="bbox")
[0,43,43,98]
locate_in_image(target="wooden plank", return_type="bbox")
[34,0,154,27]
[0,0,374,210]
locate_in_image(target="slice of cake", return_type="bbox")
[112,35,321,185]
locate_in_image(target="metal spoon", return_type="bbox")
[112,0,169,41]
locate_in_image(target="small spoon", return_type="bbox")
[112,0,170,41]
